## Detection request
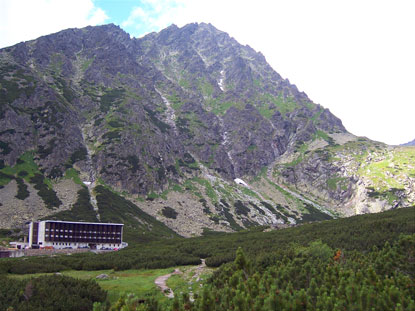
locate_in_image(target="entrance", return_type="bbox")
[88,243,97,249]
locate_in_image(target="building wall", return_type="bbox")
[38,221,46,246]
[29,221,125,250]
[28,222,33,245]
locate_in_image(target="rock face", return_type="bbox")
[0,23,413,234]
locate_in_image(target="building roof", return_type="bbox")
[39,220,124,226]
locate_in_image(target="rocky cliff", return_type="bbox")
[0,23,413,237]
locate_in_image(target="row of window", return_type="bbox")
[51,242,121,247]
[45,234,120,240]
[45,229,120,234]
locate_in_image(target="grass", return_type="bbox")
[260,93,299,115]
[166,274,189,295]
[64,168,84,186]
[357,147,414,195]
[8,262,214,306]
[167,267,214,298]
[192,177,218,203]
[283,143,308,168]
[9,268,174,304]
[327,176,348,191]
[0,151,39,184]
[240,187,261,201]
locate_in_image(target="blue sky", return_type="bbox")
[92,0,185,38]
[93,0,170,36]
[1,0,414,145]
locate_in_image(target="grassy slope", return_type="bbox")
[9,268,175,304]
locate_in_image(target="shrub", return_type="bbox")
[162,206,178,219]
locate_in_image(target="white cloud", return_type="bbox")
[0,0,108,48]
[121,0,185,36]
[122,7,147,28]
[88,7,109,26]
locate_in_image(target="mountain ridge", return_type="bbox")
[0,23,413,237]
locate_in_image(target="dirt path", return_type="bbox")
[155,268,182,298]
[188,258,206,282]
[155,259,208,299]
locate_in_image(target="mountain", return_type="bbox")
[0,23,413,238]
[402,139,415,146]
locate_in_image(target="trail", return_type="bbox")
[155,259,207,299]
[155,268,182,298]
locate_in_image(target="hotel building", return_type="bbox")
[28,220,126,250]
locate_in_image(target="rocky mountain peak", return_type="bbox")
[1,23,409,236]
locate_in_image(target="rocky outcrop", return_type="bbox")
[0,23,411,233]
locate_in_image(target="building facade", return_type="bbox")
[28,220,126,250]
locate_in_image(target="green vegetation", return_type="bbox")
[0,152,62,206]
[69,147,88,164]
[100,88,125,113]
[144,106,171,133]
[0,274,106,311]
[162,206,178,219]
[198,78,214,97]
[240,186,261,200]
[234,200,250,216]
[0,64,37,106]
[80,57,95,72]
[210,100,244,116]
[299,203,333,223]
[283,142,309,167]
[327,176,348,191]
[167,92,184,111]
[15,177,29,200]
[177,235,415,311]
[259,93,299,116]
[30,173,62,209]
[314,130,336,145]
[0,140,12,155]
[0,151,39,184]
[64,167,83,185]
[95,185,178,243]
[13,268,172,304]
[0,208,413,310]
[46,188,98,222]
[193,177,218,203]
[356,146,415,204]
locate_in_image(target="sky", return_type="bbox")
[1,0,414,145]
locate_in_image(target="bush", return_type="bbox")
[29,173,62,209]
[0,275,106,311]
[15,177,30,200]
[162,206,178,219]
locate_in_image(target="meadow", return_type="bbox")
[0,207,414,310]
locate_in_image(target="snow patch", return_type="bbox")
[218,70,225,91]
[234,178,248,187]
